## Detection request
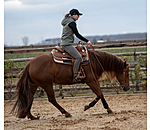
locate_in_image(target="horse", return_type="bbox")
[11,49,130,120]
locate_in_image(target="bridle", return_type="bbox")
[86,44,127,91]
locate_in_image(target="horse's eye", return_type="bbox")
[126,74,129,77]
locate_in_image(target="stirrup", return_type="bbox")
[72,74,85,82]
[72,67,86,82]
[72,75,78,82]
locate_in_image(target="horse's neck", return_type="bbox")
[100,71,116,83]
[94,51,123,82]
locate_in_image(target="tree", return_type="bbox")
[22,36,29,46]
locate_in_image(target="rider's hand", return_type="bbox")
[87,41,92,46]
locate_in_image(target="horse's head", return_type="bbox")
[116,61,130,91]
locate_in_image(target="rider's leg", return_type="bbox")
[62,45,82,81]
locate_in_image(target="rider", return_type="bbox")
[60,9,92,82]
[60,8,92,82]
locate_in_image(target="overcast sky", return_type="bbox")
[4,0,147,46]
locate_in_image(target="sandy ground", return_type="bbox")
[4,94,147,130]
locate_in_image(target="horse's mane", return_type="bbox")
[89,50,124,75]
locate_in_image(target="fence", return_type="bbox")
[4,39,146,54]
[4,40,147,99]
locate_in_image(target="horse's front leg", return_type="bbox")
[84,80,113,114]
[101,97,113,114]
[84,97,113,114]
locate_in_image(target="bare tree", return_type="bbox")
[22,36,29,46]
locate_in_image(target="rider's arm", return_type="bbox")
[68,22,89,43]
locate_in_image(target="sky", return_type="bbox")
[4,0,147,46]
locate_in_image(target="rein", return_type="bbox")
[86,45,125,90]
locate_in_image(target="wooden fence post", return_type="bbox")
[134,49,139,91]
[39,88,44,97]
[134,49,137,63]
[9,67,13,99]
[59,85,64,99]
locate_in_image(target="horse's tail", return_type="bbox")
[11,63,33,118]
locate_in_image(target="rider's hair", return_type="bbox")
[65,13,69,18]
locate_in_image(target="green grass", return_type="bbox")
[96,46,147,54]
[4,52,50,60]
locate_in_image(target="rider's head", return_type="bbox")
[69,9,83,16]
[69,9,83,20]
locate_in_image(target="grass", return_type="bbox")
[4,52,50,60]
[96,46,147,53]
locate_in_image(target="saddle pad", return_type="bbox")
[53,57,89,65]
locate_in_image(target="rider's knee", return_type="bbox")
[76,55,82,61]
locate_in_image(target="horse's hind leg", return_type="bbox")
[84,80,113,114]
[27,83,39,120]
[44,84,72,118]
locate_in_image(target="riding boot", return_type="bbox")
[72,67,79,82]
[73,67,85,82]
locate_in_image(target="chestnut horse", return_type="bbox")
[11,50,130,120]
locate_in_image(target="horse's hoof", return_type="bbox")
[28,114,40,120]
[36,115,40,119]
[84,105,90,111]
[65,113,72,118]
[107,110,113,114]
[30,116,40,120]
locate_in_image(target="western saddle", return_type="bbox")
[51,41,89,65]
[51,41,89,82]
